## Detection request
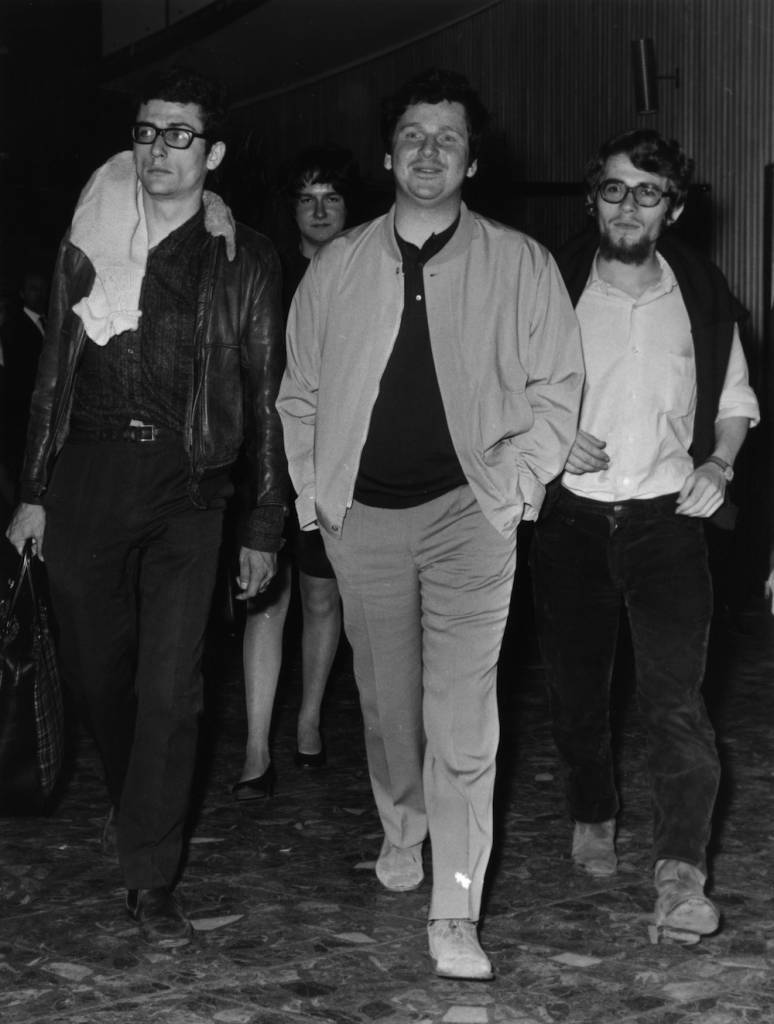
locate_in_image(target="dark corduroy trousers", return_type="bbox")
[531,487,720,873]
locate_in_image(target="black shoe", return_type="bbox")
[294,745,326,768]
[126,887,193,945]
[231,763,276,800]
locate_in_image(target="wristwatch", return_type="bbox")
[705,455,734,482]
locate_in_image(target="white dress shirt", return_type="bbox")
[564,253,759,502]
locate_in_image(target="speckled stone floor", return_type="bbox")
[2,557,773,1024]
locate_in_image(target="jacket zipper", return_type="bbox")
[343,263,404,512]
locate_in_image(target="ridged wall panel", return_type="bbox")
[233,0,774,367]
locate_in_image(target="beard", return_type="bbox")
[597,228,654,265]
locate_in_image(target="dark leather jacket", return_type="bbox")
[20,226,287,551]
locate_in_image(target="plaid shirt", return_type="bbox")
[71,210,207,433]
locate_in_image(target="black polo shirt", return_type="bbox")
[354,217,466,509]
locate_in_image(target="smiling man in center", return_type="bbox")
[278,67,583,979]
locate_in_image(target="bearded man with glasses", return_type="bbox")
[531,129,759,944]
[6,67,286,943]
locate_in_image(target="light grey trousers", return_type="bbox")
[323,485,516,920]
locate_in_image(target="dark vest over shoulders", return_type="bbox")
[555,227,745,466]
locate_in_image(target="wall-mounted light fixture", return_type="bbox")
[631,39,680,114]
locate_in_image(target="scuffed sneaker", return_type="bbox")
[654,858,720,938]
[375,838,424,891]
[427,918,493,980]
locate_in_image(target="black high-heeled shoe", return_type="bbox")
[231,763,276,800]
[294,744,326,769]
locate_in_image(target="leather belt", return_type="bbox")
[68,424,177,444]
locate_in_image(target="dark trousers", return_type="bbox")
[43,438,224,889]
[530,487,720,872]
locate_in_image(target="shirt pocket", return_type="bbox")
[659,352,696,417]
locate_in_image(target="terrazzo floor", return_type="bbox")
[2,561,773,1024]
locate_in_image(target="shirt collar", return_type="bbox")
[395,213,460,265]
[150,207,206,258]
[589,249,679,301]
[23,307,44,330]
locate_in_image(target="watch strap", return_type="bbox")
[705,455,734,482]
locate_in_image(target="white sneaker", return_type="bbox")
[375,838,424,891]
[427,918,493,980]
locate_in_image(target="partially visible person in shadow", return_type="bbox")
[0,269,49,497]
[233,146,359,799]
[0,292,12,514]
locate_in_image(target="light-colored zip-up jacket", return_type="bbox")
[278,202,584,540]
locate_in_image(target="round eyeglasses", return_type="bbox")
[598,179,675,208]
[131,123,207,150]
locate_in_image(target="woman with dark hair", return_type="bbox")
[232,146,359,798]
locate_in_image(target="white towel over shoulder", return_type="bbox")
[70,151,146,346]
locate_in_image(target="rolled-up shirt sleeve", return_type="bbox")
[716,327,760,425]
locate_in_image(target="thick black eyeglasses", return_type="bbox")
[598,179,674,208]
[131,123,207,150]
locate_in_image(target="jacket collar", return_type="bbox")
[380,201,475,265]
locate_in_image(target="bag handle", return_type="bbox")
[2,540,39,627]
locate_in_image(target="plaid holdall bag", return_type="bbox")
[0,539,64,810]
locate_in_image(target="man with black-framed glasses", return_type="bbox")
[531,129,759,945]
[6,66,286,944]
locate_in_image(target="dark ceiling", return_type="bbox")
[0,0,501,270]
[99,0,502,105]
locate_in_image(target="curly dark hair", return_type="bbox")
[281,145,361,208]
[585,129,694,212]
[135,66,228,149]
[380,67,488,163]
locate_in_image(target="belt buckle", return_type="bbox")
[136,424,157,443]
